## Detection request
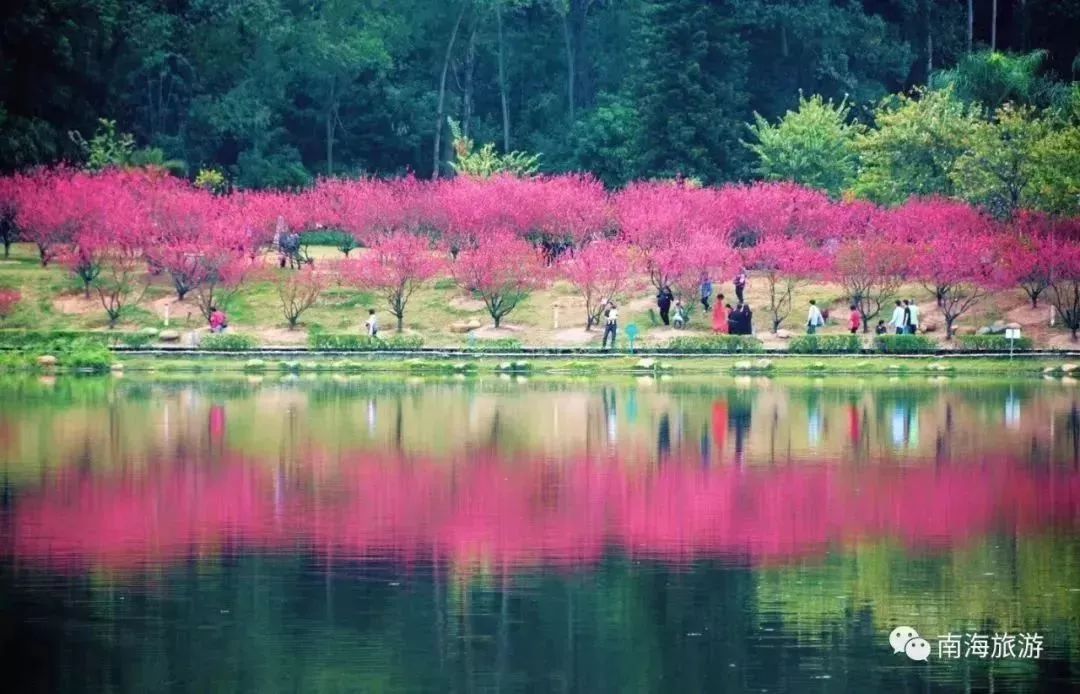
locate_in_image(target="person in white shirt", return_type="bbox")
[602,301,618,350]
[806,300,824,334]
[889,300,906,335]
[906,300,920,334]
[364,309,379,337]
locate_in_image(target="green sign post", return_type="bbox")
[625,324,639,353]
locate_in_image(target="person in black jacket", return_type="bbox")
[656,286,674,326]
[734,304,751,336]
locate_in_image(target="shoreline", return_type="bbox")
[14,352,1078,378]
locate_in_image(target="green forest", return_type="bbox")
[1,0,1078,208]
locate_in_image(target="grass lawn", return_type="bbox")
[0,242,1077,350]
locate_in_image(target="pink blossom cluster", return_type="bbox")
[2,169,1078,334]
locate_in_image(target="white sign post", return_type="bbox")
[1005,327,1021,360]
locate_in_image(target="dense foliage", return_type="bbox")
[2,0,1078,200]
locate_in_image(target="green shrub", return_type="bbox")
[788,334,863,354]
[309,333,424,350]
[664,335,764,353]
[119,331,155,348]
[0,330,133,349]
[874,334,938,354]
[62,340,113,371]
[955,335,1034,351]
[200,333,259,350]
[300,229,358,249]
[465,338,523,351]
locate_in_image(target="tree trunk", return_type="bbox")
[991,0,997,51]
[2,239,9,258]
[925,1,933,75]
[396,313,404,332]
[433,4,467,180]
[561,12,575,122]
[325,77,337,176]
[927,26,934,75]
[1018,0,1029,51]
[462,23,477,138]
[497,6,510,152]
[972,0,980,53]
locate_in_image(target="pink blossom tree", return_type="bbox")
[890,198,994,307]
[87,188,148,327]
[450,232,547,328]
[143,185,220,300]
[559,238,639,329]
[1047,239,1080,341]
[96,245,148,328]
[268,265,333,330]
[13,168,81,267]
[434,175,541,253]
[744,236,828,332]
[833,233,912,332]
[0,288,20,320]
[914,229,1006,339]
[525,175,610,261]
[341,232,444,331]
[615,182,739,315]
[179,206,259,322]
[999,212,1061,308]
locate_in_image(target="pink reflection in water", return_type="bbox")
[10,452,1080,572]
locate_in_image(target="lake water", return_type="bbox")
[1,373,1078,692]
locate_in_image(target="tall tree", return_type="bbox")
[853,88,982,205]
[745,94,862,198]
[433,2,469,179]
[291,0,393,176]
[632,0,749,183]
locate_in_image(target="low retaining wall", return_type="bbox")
[106,347,1080,359]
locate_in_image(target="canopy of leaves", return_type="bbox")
[745,94,863,198]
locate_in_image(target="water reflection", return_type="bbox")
[1,374,1079,692]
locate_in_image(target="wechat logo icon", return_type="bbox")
[890,626,931,661]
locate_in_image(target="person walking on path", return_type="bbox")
[889,300,906,335]
[365,309,379,337]
[806,300,824,334]
[602,301,618,350]
[700,276,713,312]
[905,300,920,334]
[901,300,912,335]
[657,286,674,326]
[734,269,748,304]
[848,304,861,334]
[712,294,729,334]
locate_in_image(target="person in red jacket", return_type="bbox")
[848,304,861,334]
[209,306,228,333]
